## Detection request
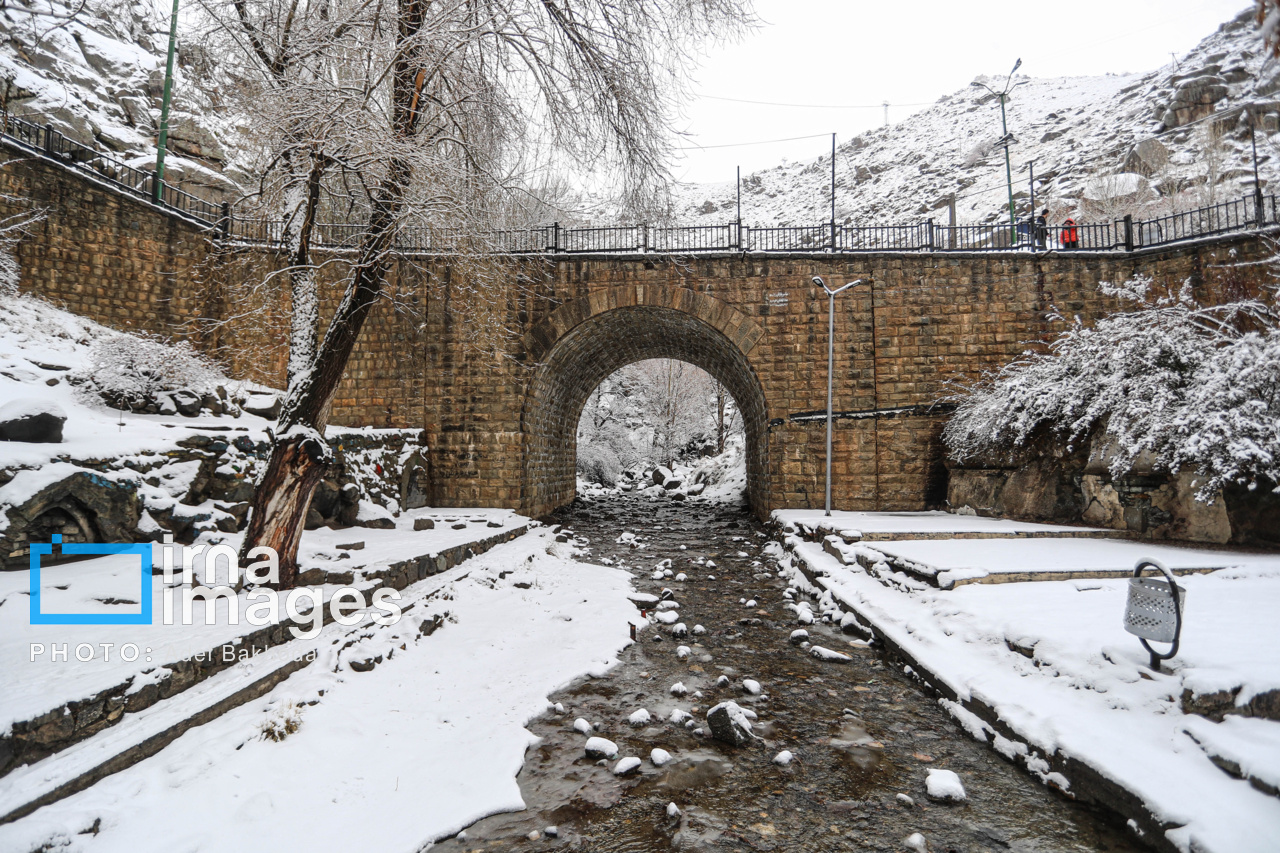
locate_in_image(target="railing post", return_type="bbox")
[830,220,837,252]
[642,223,649,252]
[926,218,934,252]
[43,123,55,155]
[218,202,231,240]
[552,221,560,254]
[742,225,751,252]
[1123,214,1134,251]
[1254,189,1266,228]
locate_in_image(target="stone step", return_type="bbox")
[0,523,528,779]
[0,640,316,824]
[0,556,464,824]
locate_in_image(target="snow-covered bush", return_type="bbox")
[76,333,224,410]
[944,275,1280,498]
[577,444,621,487]
[260,700,304,742]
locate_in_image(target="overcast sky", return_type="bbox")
[672,0,1256,185]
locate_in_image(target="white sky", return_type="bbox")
[673,0,1256,185]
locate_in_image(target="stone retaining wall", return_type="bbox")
[5,143,1277,519]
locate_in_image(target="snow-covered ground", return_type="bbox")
[780,528,1280,852]
[0,293,275,471]
[774,508,1109,539]
[0,528,639,852]
[0,508,529,735]
[865,538,1280,588]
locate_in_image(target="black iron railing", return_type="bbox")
[5,111,1279,256]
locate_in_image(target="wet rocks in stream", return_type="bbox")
[430,494,1145,853]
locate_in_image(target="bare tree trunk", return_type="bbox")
[715,381,727,455]
[283,150,325,389]
[240,167,406,586]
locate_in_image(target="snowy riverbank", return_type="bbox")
[0,528,638,852]
[776,518,1280,853]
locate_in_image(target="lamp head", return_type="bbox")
[1011,58,1022,74]
[812,275,825,287]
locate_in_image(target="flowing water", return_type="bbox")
[431,494,1143,852]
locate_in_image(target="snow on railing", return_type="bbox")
[5,112,1279,256]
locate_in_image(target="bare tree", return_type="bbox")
[713,379,739,455]
[209,0,754,586]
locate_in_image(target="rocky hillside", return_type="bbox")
[671,8,1280,228]
[4,3,1279,230]
[0,0,241,201]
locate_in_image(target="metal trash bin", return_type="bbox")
[1123,559,1186,671]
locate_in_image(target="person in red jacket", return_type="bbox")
[1062,217,1079,249]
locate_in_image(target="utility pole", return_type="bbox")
[1251,122,1265,226]
[813,275,865,516]
[154,0,180,202]
[830,133,836,249]
[882,102,889,127]
[947,192,957,249]
[736,165,742,243]
[1028,159,1036,223]
[971,58,1022,244]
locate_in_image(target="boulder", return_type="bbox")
[242,393,282,419]
[0,399,67,443]
[652,466,673,486]
[707,701,755,747]
[1122,138,1169,177]
[169,390,202,417]
[166,114,227,163]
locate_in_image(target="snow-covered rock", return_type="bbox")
[809,645,853,663]
[706,700,755,747]
[0,398,66,443]
[613,756,642,776]
[772,750,794,766]
[573,718,593,734]
[925,768,967,803]
[651,748,673,767]
[904,832,928,853]
[742,679,762,695]
[584,737,618,759]
[628,708,651,727]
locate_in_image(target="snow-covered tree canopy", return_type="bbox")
[944,275,1280,498]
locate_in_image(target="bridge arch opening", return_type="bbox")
[524,303,768,517]
[575,358,748,499]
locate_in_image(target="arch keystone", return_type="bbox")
[523,286,762,364]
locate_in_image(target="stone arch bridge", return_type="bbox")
[3,151,1273,520]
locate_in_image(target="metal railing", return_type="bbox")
[6,111,1280,257]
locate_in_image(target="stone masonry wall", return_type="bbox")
[4,147,1276,519]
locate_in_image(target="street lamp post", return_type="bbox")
[813,275,865,517]
[154,0,181,202]
[971,59,1023,244]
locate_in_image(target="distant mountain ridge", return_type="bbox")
[670,8,1280,229]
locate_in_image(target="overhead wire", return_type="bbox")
[701,94,935,110]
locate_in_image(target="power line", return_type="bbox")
[675,133,832,151]
[702,94,934,110]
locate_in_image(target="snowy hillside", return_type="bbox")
[672,8,1280,228]
[0,0,242,200]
